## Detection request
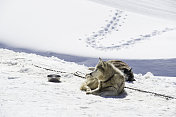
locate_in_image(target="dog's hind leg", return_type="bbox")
[99,87,118,97]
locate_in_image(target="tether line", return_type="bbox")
[32,64,85,78]
[125,86,176,100]
[32,64,176,100]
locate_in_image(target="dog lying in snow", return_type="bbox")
[80,58,125,96]
[88,60,135,82]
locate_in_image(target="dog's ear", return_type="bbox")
[99,58,106,68]
[98,57,102,65]
[99,58,103,64]
[99,57,102,61]
[102,61,106,68]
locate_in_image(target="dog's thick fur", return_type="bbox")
[88,60,135,81]
[80,58,125,96]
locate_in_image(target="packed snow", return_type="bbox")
[0,0,176,116]
[0,49,176,117]
[0,0,176,59]
[90,0,176,21]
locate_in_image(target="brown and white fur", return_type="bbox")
[80,58,125,97]
[88,60,135,82]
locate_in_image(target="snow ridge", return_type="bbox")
[1,49,176,117]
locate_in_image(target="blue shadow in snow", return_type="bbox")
[0,42,176,77]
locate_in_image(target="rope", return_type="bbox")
[32,64,176,100]
[125,86,176,100]
[32,64,86,78]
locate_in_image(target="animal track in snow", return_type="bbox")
[80,9,127,48]
[90,27,175,51]
[79,9,176,51]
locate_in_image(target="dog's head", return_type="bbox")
[89,58,114,81]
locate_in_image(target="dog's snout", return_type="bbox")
[85,72,92,77]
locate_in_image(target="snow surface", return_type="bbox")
[90,0,176,21]
[1,0,176,116]
[0,49,176,117]
[0,0,176,59]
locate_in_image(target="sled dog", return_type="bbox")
[80,58,125,96]
[88,60,135,81]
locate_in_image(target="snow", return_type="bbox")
[0,49,176,117]
[0,0,176,116]
[90,0,176,21]
[0,0,176,59]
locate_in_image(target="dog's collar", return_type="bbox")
[103,74,114,83]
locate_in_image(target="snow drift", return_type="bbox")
[0,0,176,59]
[1,0,176,116]
[0,49,176,117]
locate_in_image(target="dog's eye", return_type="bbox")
[97,65,101,69]
[98,66,104,72]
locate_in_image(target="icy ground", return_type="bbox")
[1,49,176,117]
